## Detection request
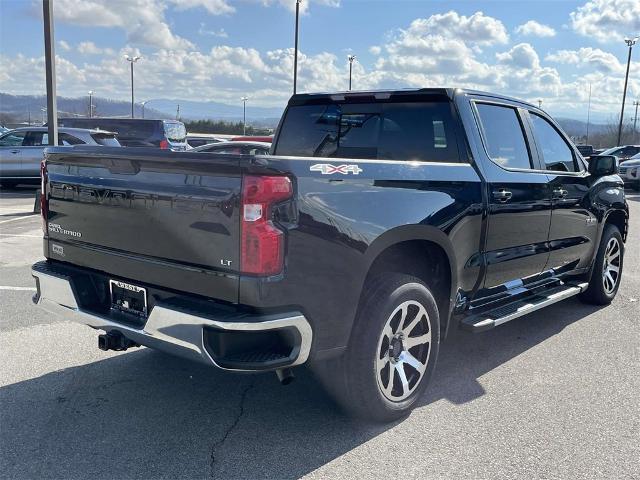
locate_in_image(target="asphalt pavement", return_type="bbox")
[0,184,638,479]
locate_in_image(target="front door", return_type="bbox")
[527,112,597,272]
[0,131,27,180]
[473,102,552,289]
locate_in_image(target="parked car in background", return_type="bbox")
[186,133,230,148]
[599,145,640,161]
[57,118,188,151]
[0,124,8,135]
[619,155,640,191]
[0,127,119,187]
[231,135,273,143]
[576,145,594,160]
[192,140,271,155]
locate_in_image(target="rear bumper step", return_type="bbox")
[31,262,312,372]
[461,282,589,333]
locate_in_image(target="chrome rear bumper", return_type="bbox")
[32,264,312,372]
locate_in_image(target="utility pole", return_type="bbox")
[538,99,542,109]
[88,90,93,118]
[617,36,638,146]
[633,100,639,136]
[348,55,356,91]
[586,83,592,144]
[241,96,248,135]
[140,100,148,119]
[125,54,141,118]
[176,104,180,120]
[43,0,58,145]
[293,0,301,94]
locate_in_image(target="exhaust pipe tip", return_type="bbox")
[276,368,294,385]
[98,334,109,351]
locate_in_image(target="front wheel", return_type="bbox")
[314,274,440,423]
[580,225,624,305]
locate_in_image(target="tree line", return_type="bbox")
[184,119,272,136]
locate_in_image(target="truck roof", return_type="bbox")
[289,88,537,110]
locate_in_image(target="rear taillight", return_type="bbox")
[159,139,169,149]
[241,175,292,276]
[40,159,47,234]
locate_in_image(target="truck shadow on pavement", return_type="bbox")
[0,298,602,479]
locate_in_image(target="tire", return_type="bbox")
[633,181,640,192]
[314,273,440,423]
[580,225,624,305]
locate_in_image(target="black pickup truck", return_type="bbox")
[32,88,628,422]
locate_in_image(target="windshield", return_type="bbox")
[164,122,186,142]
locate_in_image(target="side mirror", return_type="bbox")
[588,155,618,177]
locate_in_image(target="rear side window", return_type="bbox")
[530,113,577,172]
[58,133,85,145]
[274,100,461,162]
[476,103,532,170]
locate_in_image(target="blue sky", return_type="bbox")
[0,0,639,121]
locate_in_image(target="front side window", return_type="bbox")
[530,113,576,172]
[0,131,26,146]
[476,103,532,170]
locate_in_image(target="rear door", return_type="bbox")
[0,131,26,178]
[20,131,48,177]
[526,111,597,272]
[473,101,552,289]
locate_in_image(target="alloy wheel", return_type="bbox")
[602,237,621,295]
[376,300,431,402]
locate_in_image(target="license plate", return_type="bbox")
[109,280,148,317]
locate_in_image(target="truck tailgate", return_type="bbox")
[43,147,241,303]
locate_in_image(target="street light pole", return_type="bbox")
[140,100,148,119]
[124,54,141,118]
[633,100,639,137]
[88,90,93,118]
[348,55,356,91]
[617,36,638,146]
[241,97,248,135]
[293,0,301,94]
[586,83,592,144]
[43,0,58,145]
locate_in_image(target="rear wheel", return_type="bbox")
[580,225,624,305]
[314,274,440,422]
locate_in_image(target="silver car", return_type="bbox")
[0,127,120,187]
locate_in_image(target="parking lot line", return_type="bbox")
[0,233,42,238]
[0,214,38,225]
[0,286,37,292]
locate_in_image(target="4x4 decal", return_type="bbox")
[310,164,363,175]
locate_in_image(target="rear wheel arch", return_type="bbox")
[359,227,457,337]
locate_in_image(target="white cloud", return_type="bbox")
[198,24,229,38]
[546,47,627,74]
[58,40,71,51]
[570,0,640,43]
[515,20,556,38]
[53,0,194,49]
[259,0,341,14]
[369,46,381,55]
[497,43,541,70]
[77,41,115,56]
[403,11,509,46]
[168,0,234,15]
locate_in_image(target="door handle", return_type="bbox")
[553,188,568,199]
[10,150,20,154]
[492,188,513,203]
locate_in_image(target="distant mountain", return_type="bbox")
[0,93,167,123]
[148,99,284,123]
[556,117,608,138]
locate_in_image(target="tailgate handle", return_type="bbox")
[105,158,140,175]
